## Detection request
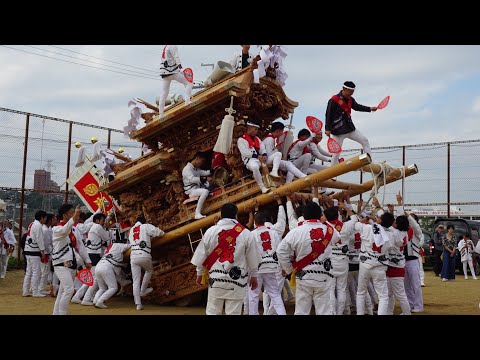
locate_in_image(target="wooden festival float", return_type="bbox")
[97,62,419,305]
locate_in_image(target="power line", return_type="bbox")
[0,45,161,81]
[48,45,159,74]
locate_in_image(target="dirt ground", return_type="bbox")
[1,268,479,315]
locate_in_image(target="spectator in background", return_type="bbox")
[458,233,477,280]
[433,224,445,277]
[441,224,457,282]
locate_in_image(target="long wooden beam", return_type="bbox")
[333,164,418,199]
[152,153,371,249]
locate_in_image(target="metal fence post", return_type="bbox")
[64,122,73,203]
[17,114,30,268]
[447,142,451,217]
[107,129,111,149]
[359,150,363,201]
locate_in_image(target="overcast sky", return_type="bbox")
[1,45,479,209]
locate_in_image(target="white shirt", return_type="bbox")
[42,224,53,255]
[354,222,393,269]
[406,214,424,258]
[458,239,474,262]
[159,45,182,76]
[128,221,164,260]
[261,135,279,157]
[230,51,253,72]
[251,225,281,274]
[191,218,261,300]
[287,137,313,161]
[25,220,45,253]
[327,216,359,276]
[237,136,267,165]
[277,220,340,287]
[182,162,211,194]
[97,243,131,275]
[86,223,112,254]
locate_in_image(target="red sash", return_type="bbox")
[59,221,78,251]
[287,139,310,157]
[331,95,352,117]
[27,223,33,236]
[203,223,245,270]
[242,133,260,153]
[262,133,275,142]
[292,222,335,271]
[330,219,343,244]
[162,45,167,60]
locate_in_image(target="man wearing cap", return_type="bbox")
[237,120,270,194]
[158,45,193,118]
[325,81,377,165]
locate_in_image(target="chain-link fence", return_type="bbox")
[0,107,143,254]
[2,106,480,257]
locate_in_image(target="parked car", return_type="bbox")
[433,218,480,275]
[421,229,434,267]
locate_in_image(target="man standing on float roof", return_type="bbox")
[325,81,378,165]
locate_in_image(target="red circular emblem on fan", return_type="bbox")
[306,116,323,134]
[327,138,342,154]
[77,268,94,286]
[377,96,390,110]
[183,68,194,83]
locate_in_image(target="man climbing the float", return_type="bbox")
[325,81,377,165]
[262,121,308,181]
[182,152,213,220]
[237,120,270,194]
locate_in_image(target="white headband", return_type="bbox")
[246,122,260,128]
[343,85,355,90]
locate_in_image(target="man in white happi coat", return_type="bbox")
[307,131,333,175]
[0,220,16,280]
[73,212,113,305]
[354,211,399,315]
[286,129,317,183]
[51,204,92,315]
[158,45,193,118]
[92,238,131,309]
[22,210,47,297]
[384,214,411,315]
[237,121,270,194]
[38,214,55,293]
[459,233,477,280]
[404,212,425,312]
[230,45,254,72]
[129,216,164,310]
[182,152,212,220]
[248,211,286,315]
[262,121,307,180]
[277,202,341,315]
[323,203,359,315]
[191,203,261,315]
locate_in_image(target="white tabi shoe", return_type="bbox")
[95,302,108,309]
[140,287,154,297]
[194,213,206,220]
[136,304,144,310]
[260,186,270,194]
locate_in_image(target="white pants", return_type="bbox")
[356,264,388,315]
[419,257,425,285]
[131,256,153,306]
[307,162,329,174]
[72,265,96,302]
[52,272,60,296]
[246,158,266,188]
[206,290,243,315]
[295,281,332,315]
[23,255,42,296]
[387,276,411,315]
[158,73,193,117]
[187,188,209,217]
[53,266,76,315]
[93,263,118,305]
[329,271,348,315]
[249,272,286,315]
[279,160,307,181]
[331,129,371,165]
[463,260,476,278]
[39,258,52,291]
[0,254,8,278]
[286,154,312,183]
[263,270,289,315]
[266,152,282,173]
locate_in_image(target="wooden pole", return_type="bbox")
[151,153,371,249]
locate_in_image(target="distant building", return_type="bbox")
[33,169,59,191]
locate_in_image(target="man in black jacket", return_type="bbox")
[432,224,445,276]
[325,81,377,165]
